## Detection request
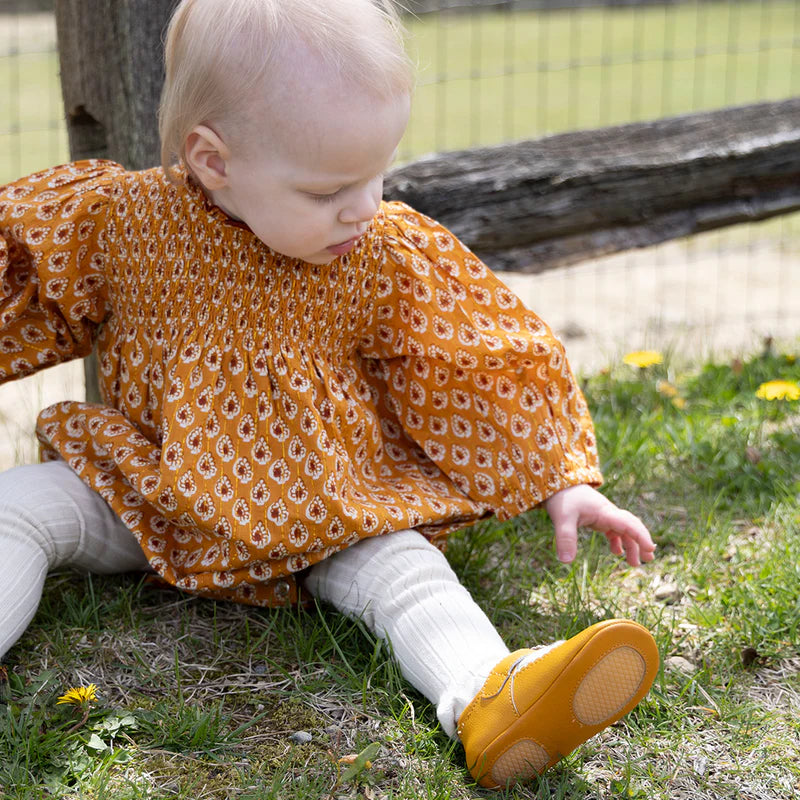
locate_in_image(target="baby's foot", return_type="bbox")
[457,619,659,789]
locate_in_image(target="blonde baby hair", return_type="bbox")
[158,0,414,176]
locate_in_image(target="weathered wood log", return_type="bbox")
[384,98,800,273]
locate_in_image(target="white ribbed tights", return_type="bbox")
[0,460,151,659]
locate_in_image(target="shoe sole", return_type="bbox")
[478,620,658,788]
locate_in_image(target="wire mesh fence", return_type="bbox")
[398,0,800,372]
[0,0,798,385]
[0,7,63,183]
[401,0,799,156]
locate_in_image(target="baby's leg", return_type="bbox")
[303,529,510,736]
[0,459,150,660]
[305,530,659,789]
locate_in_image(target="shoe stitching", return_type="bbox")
[465,641,589,729]
[481,651,530,715]
[461,625,649,728]
[489,644,628,722]
[458,652,528,732]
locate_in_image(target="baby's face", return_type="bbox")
[213,76,410,264]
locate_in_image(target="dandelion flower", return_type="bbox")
[755,380,800,401]
[656,380,678,397]
[57,684,98,706]
[623,350,663,368]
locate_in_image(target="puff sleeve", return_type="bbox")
[359,202,602,520]
[0,160,123,383]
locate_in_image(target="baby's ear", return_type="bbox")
[184,125,230,190]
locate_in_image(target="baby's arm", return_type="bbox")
[0,162,120,384]
[544,484,656,567]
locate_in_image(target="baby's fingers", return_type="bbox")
[621,532,652,566]
[621,518,656,566]
[599,508,656,566]
[552,517,580,564]
[606,533,624,558]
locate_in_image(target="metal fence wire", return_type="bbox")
[400,0,799,158]
[1,0,799,379]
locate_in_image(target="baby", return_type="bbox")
[0,0,658,788]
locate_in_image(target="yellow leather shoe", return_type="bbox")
[457,618,659,789]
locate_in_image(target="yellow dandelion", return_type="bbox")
[672,397,687,409]
[623,350,663,368]
[57,684,98,706]
[656,379,678,397]
[755,380,800,401]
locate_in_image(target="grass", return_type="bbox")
[403,0,800,156]
[2,342,799,799]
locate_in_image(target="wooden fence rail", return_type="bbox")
[384,97,800,273]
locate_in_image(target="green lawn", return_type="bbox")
[0,47,66,183]
[403,0,799,157]
[2,346,799,798]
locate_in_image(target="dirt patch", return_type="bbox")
[503,236,800,375]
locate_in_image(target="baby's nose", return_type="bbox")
[339,182,382,225]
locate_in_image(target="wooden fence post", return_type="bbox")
[55,0,174,402]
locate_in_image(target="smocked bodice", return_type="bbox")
[1,160,601,606]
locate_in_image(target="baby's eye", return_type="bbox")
[307,189,341,204]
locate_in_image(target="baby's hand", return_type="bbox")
[543,484,656,567]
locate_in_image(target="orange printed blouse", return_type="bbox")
[0,160,601,606]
